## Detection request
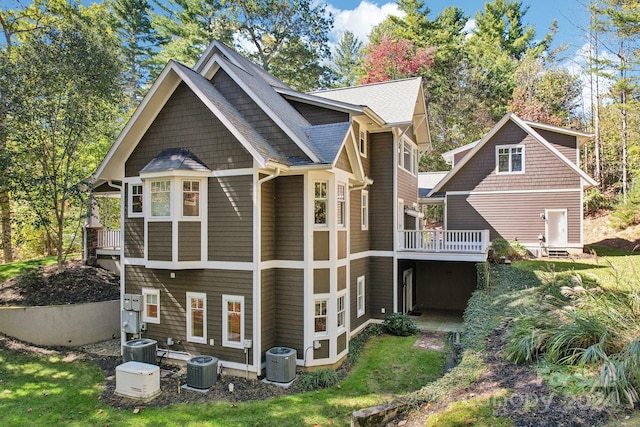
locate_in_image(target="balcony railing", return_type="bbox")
[97,229,121,249]
[399,229,490,254]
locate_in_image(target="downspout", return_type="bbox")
[258,168,281,185]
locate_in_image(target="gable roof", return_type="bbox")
[429,113,598,196]
[94,41,415,185]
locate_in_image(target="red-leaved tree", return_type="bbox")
[360,36,435,84]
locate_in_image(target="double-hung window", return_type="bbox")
[129,184,143,216]
[222,295,244,348]
[314,181,328,225]
[337,294,346,330]
[398,139,417,175]
[182,180,200,217]
[337,183,346,227]
[497,145,524,174]
[357,276,365,317]
[361,190,369,230]
[141,288,160,324]
[150,180,171,217]
[359,130,367,157]
[186,292,206,343]
[314,299,328,335]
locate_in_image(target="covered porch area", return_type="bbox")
[85,181,122,273]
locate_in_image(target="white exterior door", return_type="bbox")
[546,209,567,247]
[402,268,413,314]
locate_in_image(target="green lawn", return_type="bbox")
[0,334,444,426]
[0,256,59,282]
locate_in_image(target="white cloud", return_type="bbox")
[326,1,404,46]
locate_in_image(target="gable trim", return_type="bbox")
[332,127,366,183]
[429,113,597,196]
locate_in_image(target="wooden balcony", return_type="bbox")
[398,229,490,262]
[96,229,121,250]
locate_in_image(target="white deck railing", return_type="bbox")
[399,229,490,254]
[96,229,121,249]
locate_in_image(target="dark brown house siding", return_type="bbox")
[124,266,253,364]
[350,257,369,331]
[274,268,304,356]
[535,129,578,164]
[147,222,172,261]
[261,269,276,358]
[211,70,309,162]
[370,256,393,320]
[178,222,201,261]
[447,191,582,243]
[208,175,253,262]
[275,176,304,261]
[125,82,253,177]
[124,218,144,258]
[454,147,474,166]
[288,100,349,125]
[442,121,582,192]
[350,189,369,254]
[369,132,394,251]
[261,178,275,261]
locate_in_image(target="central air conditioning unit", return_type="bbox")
[266,347,297,383]
[115,361,161,401]
[187,356,219,389]
[123,338,157,365]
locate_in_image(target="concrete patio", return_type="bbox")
[408,309,464,333]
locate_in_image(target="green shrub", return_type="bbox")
[610,181,640,229]
[583,187,612,215]
[491,238,528,260]
[383,312,418,336]
[297,368,339,391]
[16,269,44,290]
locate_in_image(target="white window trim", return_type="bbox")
[337,292,347,332]
[361,190,369,231]
[496,144,525,175]
[143,174,208,222]
[398,137,418,176]
[359,130,367,158]
[222,294,244,349]
[149,179,172,219]
[314,298,329,337]
[314,180,329,227]
[141,288,160,324]
[186,292,207,344]
[181,179,202,219]
[128,181,144,218]
[337,182,346,228]
[357,276,365,318]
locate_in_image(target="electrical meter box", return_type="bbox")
[122,310,140,334]
[130,294,142,311]
[123,293,132,310]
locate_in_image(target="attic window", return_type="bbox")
[497,145,524,174]
[359,131,367,157]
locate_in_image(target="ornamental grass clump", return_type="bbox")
[505,263,640,406]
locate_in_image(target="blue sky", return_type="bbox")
[324,1,590,60]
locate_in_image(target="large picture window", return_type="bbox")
[314,181,328,225]
[141,288,160,324]
[187,292,206,343]
[150,180,171,217]
[497,145,524,173]
[222,295,244,348]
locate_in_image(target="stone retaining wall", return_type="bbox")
[0,300,120,346]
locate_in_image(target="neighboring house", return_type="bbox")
[425,112,597,257]
[90,40,466,377]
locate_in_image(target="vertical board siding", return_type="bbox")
[125,82,252,177]
[208,175,253,262]
[369,132,394,251]
[447,192,582,243]
[178,222,201,261]
[274,268,304,355]
[275,176,304,260]
[370,257,393,320]
[350,189,369,254]
[124,218,144,259]
[288,100,349,125]
[442,121,582,192]
[147,222,172,261]
[261,269,276,358]
[124,266,253,364]
[261,179,275,261]
[350,257,370,330]
[211,71,310,162]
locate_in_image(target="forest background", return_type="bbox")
[0,0,637,271]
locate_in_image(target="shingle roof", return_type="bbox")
[305,122,351,164]
[140,148,210,174]
[310,78,422,124]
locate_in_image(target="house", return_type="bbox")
[425,112,597,257]
[89,40,455,377]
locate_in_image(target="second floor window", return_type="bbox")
[130,184,143,214]
[337,183,346,227]
[497,146,524,173]
[398,139,417,175]
[361,190,369,230]
[314,181,328,225]
[150,180,171,217]
[182,180,200,217]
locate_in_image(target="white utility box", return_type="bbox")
[115,361,161,401]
